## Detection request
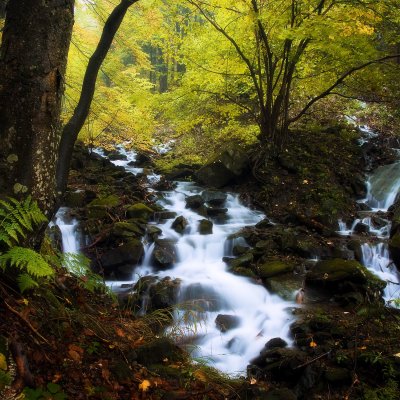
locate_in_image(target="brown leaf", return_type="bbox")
[116,328,125,337]
[68,349,81,362]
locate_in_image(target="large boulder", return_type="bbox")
[215,314,240,332]
[196,147,249,188]
[171,216,188,234]
[201,190,227,206]
[256,260,294,279]
[306,259,386,304]
[126,203,154,220]
[153,239,177,268]
[100,239,144,279]
[199,219,213,235]
[185,195,204,209]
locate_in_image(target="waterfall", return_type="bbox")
[54,207,81,254]
[337,130,400,305]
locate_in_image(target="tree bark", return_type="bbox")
[0,0,74,215]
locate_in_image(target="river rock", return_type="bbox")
[100,239,144,278]
[265,388,297,400]
[196,147,249,188]
[108,150,127,160]
[171,216,188,234]
[224,253,253,269]
[186,195,204,209]
[126,203,154,220]
[199,219,213,234]
[201,190,227,206]
[206,206,228,217]
[265,337,288,350]
[134,151,152,166]
[147,225,162,241]
[215,314,240,332]
[154,211,178,221]
[153,239,177,268]
[232,244,250,256]
[256,260,294,279]
[306,259,386,304]
[111,221,143,239]
[389,232,400,268]
[353,222,369,234]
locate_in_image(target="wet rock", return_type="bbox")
[201,190,227,206]
[351,174,367,199]
[306,259,386,304]
[153,239,177,268]
[100,239,144,279]
[134,151,152,166]
[126,203,154,220]
[185,195,204,209]
[171,216,188,234]
[230,267,257,279]
[165,168,195,181]
[353,222,369,234]
[232,244,250,256]
[147,225,162,241]
[111,221,143,239]
[224,253,254,269]
[265,274,303,301]
[108,150,127,161]
[87,205,108,219]
[196,147,249,188]
[265,337,288,350]
[255,218,275,229]
[256,260,294,279]
[199,219,213,235]
[133,276,181,313]
[215,314,240,332]
[389,232,400,268]
[154,211,178,221]
[206,206,228,217]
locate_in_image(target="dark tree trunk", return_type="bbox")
[56,0,138,195]
[0,0,74,215]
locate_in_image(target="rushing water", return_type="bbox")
[133,182,293,374]
[88,147,294,375]
[54,207,81,254]
[338,154,400,304]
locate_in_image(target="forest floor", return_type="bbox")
[1,126,400,400]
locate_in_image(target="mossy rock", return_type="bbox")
[257,260,294,279]
[126,203,154,219]
[65,190,86,208]
[111,221,143,238]
[265,273,302,300]
[87,205,108,219]
[231,266,257,279]
[306,259,386,303]
[198,219,213,235]
[89,194,120,207]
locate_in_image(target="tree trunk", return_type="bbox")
[0,0,74,216]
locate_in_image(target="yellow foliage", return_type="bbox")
[139,379,151,392]
[0,353,7,371]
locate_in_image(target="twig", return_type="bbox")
[294,350,331,369]
[4,301,50,345]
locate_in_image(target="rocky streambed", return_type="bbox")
[53,127,400,399]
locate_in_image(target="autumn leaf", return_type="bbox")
[116,327,125,337]
[139,379,151,392]
[310,340,317,348]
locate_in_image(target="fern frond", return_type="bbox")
[17,273,40,293]
[0,247,54,278]
[0,196,46,246]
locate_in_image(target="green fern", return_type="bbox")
[0,196,47,247]
[0,197,53,292]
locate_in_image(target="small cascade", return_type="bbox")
[338,129,400,305]
[54,207,81,254]
[136,182,293,374]
[98,147,294,375]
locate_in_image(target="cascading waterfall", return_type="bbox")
[92,148,294,375]
[54,207,81,254]
[133,182,293,374]
[338,131,400,304]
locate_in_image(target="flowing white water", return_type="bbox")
[134,182,293,374]
[55,146,293,374]
[54,207,81,254]
[337,154,400,304]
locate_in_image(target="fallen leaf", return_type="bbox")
[116,328,125,337]
[310,340,317,348]
[250,377,257,385]
[68,349,81,362]
[139,379,151,392]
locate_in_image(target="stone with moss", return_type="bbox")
[87,205,108,219]
[199,219,213,235]
[126,203,154,219]
[389,232,400,267]
[257,260,294,279]
[111,222,143,238]
[89,194,120,207]
[231,267,257,279]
